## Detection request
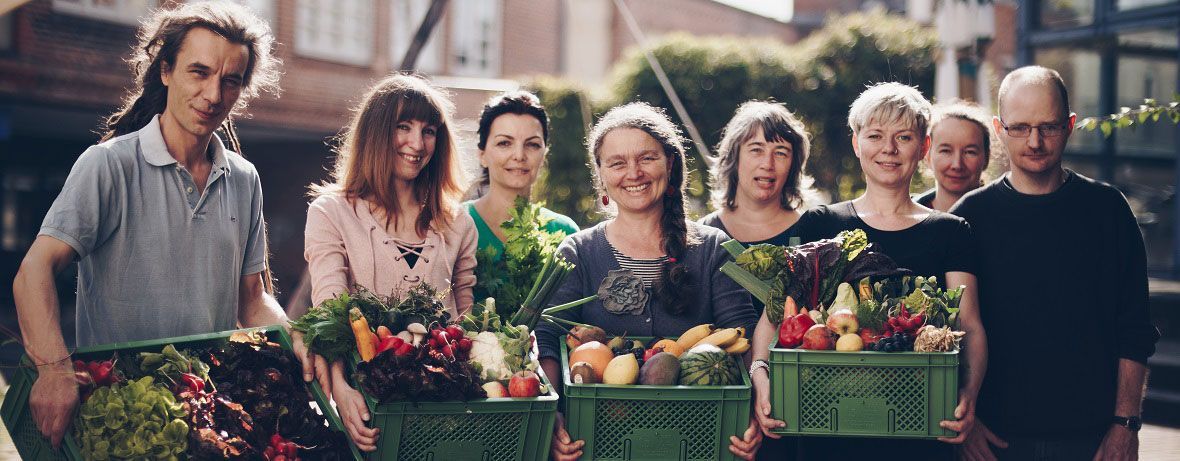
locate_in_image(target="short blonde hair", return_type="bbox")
[847,82,932,136]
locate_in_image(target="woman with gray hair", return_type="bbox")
[749,83,988,458]
[535,102,763,460]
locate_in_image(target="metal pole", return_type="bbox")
[612,0,714,164]
[400,0,450,72]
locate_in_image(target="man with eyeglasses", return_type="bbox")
[951,66,1159,461]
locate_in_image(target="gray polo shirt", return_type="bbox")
[39,115,267,347]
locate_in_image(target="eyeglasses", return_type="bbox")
[998,119,1069,138]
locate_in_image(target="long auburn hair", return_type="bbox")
[587,102,697,315]
[100,1,281,293]
[312,74,466,236]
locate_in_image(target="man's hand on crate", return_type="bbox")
[30,361,79,448]
[728,418,763,460]
[751,370,786,437]
[938,394,977,444]
[550,412,584,461]
[958,419,1007,461]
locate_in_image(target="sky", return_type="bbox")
[713,0,794,22]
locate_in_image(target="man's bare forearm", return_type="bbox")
[14,257,69,367]
[1114,358,1148,417]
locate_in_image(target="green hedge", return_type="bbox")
[529,10,939,226]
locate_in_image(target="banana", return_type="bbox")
[694,327,742,349]
[724,337,750,354]
[676,324,715,350]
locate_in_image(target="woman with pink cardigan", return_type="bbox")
[304,74,477,451]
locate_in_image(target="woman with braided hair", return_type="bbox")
[534,102,763,460]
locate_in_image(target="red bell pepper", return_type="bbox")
[778,296,816,348]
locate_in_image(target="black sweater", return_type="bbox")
[951,171,1159,438]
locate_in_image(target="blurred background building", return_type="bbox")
[1,0,1178,426]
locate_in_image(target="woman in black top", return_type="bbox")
[700,100,815,460]
[750,83,989,458]
[914,100,997,212]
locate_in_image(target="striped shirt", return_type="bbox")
[609,245,667,288]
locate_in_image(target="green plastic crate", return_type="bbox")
[769,338,959,439]
[354,358,558,460]
[0,326,361,461]
[560,336,752,461]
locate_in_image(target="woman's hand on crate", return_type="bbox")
[938,394,977,444]
[330,362,380,452]
[751,367,786,437]
[728,418,763,460]
[958,419,1007,461]
[550,412,584,461]
[292,330,332,395]
[30,361,79,448]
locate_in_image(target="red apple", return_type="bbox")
[826,309,859,335]
[508,370,542,398]
[801,324,835,350]
[482,381,507,398]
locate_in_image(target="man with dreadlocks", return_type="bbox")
[12,2,328,447]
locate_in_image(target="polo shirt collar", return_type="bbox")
[140,115,232,176]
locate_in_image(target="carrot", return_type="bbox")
[350,308,378,361]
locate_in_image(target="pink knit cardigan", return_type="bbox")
[304,194,477,318]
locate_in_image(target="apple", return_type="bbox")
[508,370,542,398]
[836,333,864,352]
[801,324,835,350]
[826,309,859,335]
[482,381,507,398]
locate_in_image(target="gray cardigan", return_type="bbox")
[535,221,757,361]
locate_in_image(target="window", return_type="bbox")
[0,12,12,51]
[390,0,442,73]
[1033,47,1103,155]
[1117,0,1178,11]
[1115,29,1178,159]
[449,0,501,77]
[232,0,276,25]
[1037,0,1093,29]
[295,0,374,66]
[52,0,157,25]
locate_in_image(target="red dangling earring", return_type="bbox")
[601,195,610,206]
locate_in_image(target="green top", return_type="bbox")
[464,200,580,261]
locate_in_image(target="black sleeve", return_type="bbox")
[1110,192,1160,364]
[942,217,978,275]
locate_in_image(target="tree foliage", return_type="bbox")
[1077,95,1180,138]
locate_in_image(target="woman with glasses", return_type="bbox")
[914,101,1001,212]
[749,83,988,459]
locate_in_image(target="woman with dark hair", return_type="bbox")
[700,100,815,246]
[535,102,763,461]
[305,74,476,451]
[701,101,815,459]
[914,100,1000,211]
[465,90,578,262]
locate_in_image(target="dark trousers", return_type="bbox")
[988,433,1104,461]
